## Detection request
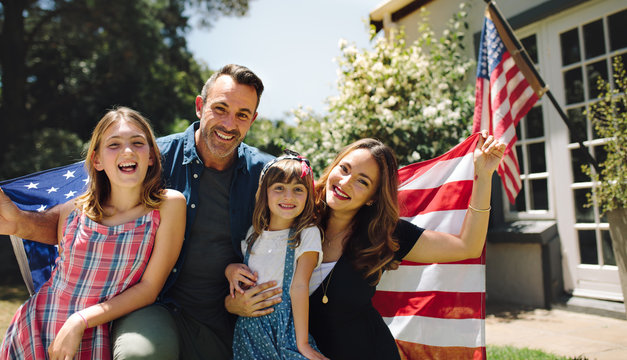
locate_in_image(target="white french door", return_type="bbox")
[538,0,626,301]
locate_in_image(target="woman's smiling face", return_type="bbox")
[325,148,380,216]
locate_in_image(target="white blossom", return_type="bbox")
[423,106,437,117]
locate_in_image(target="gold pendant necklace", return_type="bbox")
[321,266,335,304]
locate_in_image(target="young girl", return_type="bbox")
[225,151,328,360]
[1,107,186,359]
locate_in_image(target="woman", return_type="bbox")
[308,132,505,360]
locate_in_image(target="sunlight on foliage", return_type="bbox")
[583,56,627,214]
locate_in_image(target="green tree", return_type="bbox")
[244,117,299,157]
[287,4,475,175]
[0,0,250,179]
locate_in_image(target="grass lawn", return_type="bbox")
[487,345,589,360]
[0,284,29,342]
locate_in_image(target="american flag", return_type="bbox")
[472,5,546,204]
[1,162,88,293]
[374,133,486,359]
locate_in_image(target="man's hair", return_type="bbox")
[200,64,264,111]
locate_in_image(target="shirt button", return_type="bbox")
[193,173,198,179]
[196,160,200,164]
[191,204,196,209]
[172,268,177,273]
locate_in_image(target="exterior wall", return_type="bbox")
[373,0,550,62]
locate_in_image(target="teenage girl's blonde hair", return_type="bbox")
[247,156,318,253]
[75,107,164,221]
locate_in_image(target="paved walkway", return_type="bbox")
[486,303,627,359]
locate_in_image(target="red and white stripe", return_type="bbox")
[473,50,538,204]
[373,134,486,360]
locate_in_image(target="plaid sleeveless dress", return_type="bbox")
[1,208,160,360]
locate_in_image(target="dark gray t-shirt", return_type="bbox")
[171,165,239,342]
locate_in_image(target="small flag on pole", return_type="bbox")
[472,4,547,204]
[374,133,486,359]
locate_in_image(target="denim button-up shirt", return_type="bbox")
[155,122,273,302]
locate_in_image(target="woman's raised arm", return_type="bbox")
[403,132,505,263]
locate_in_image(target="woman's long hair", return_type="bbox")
[247,158,318,253]
[75,107,164,222]
[315,138,400,285]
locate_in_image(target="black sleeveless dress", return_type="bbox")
[309,220,424,360]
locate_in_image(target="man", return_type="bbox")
[0,64,281,359]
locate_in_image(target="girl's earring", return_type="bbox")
[366,201,374,206]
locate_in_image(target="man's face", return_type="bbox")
[195,75,258,169]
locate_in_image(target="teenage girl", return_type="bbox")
[225,151,328,360]
[0,107,186,359]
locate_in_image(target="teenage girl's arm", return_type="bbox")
[0,186,60,244]
[291,251,329,360]
[403,132,506,263]
[47,189,186,360]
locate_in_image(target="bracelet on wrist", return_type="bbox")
[77,311,89,328]
[468,204,491,213]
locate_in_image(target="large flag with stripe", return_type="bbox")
[374,133,486,359]
[1,162,88,294]
[472,5,546,204]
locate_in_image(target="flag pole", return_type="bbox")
[483,0,600,173]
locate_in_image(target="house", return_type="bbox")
[370,0,626,317]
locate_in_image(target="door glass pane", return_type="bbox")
[528,143,546,173]
[530,178,548,210]
[521,34,538,64]
[525,106,544,138]
[564,68,584,104]
[515,121,522,141]
[571,149,590,182]
[587,60,608,99]
[567,107,587,143]
[594,144,607,165]
[512,186,526,212]
[608,9,627,51]
[602,230,616,266]
[583,20,605,59]
[560,28,581,65]
[574,188,594,222]
[516,144,525,174]
[578,230,598,265]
